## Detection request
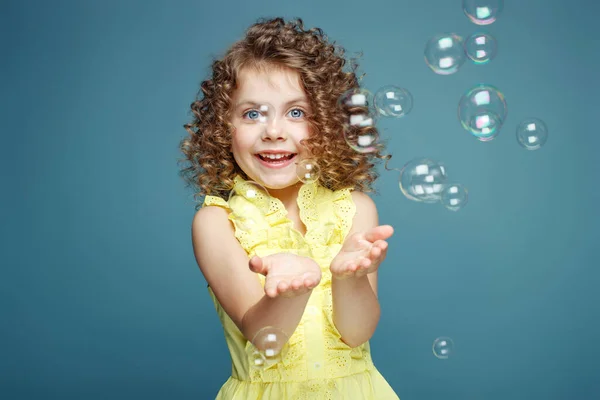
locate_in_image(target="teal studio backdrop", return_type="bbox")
[1,0,599,399]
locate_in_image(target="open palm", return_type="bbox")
[249,252,322,298]
[330,225,393,279]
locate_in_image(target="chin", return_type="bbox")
[250,173,299,191]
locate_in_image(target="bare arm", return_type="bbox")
[331,191,391,348]
[192,206,315,344]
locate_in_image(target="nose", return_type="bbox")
[262,118,287,141]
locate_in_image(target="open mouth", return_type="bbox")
[256,154,296,162]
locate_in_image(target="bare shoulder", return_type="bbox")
[350,190,379,222]
[191,205,263,332]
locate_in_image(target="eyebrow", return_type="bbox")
[234,97,310,109]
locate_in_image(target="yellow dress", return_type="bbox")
[202,175,399,400]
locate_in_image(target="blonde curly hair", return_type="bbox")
[178,17,390,208]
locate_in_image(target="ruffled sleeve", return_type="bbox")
[202,195,230,209]
[330,187,356,245]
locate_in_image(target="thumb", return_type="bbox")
[249,255,268,275]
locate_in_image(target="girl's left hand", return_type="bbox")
[330,225,394,279]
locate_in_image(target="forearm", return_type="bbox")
[331,274,380,348]
[241,291,312,348]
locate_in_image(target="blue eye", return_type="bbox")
[243,110,260,120]
[289,108,305,118]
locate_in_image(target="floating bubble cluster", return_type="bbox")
[338,88,380,153]
[458,84,507,141]
[247,327,289,369]
[399,158,448,203]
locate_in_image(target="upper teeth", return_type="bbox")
[260,153,290,159]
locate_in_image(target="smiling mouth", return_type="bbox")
[256,154,296,162]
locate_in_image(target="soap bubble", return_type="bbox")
[433,337,454,359]
[247,326,289,369]
[399,158,448,203]
[374,85,413,118]
[458,84,507,141]
[343,129,380,153]
[516,118,548,150]
[338,88,379,153]
[463,0,504,25]
[228,181,271,231]
[464,32,498,64]
[441,184,469,211]
[424,33,466,75]
[296,158,321,183]
[239,102,275,127]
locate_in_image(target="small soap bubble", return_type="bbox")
[374,85,413,118]
[424,33,466,75]
[516,118,548,150]
[228,181,271,231]
[338,88,379,153]
[463,0,504,25]
[338,88,374,109]
[458,84,507,141]
[338,88,377,128]
[344,129,380,154]
[247,326,289,369]
[239,102,274,126]
[296,158,321,184]
[399,158,448,203]
[441,184,469,211]
[433,337,454,359]
[464,32,498,64]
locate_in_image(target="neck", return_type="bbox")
[267,181,303,210]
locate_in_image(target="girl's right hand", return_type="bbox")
[249,253,322,298]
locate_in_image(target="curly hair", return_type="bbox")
[178,17,391,208]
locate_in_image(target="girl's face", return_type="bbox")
[230,66,312,192]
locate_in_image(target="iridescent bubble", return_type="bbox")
[399,158,448,203]
[296,158,321,183]
[464,32,498,64]
[344,129,380,153]
[247,326,289,369]
[374,85,413,118]
[433,337,454,359]
[228,181,271,231]
[441,184,469,211]
[463,0,504,25]
[516,118,548,150]
[338,88,379,153]
[424,33,466,75]
[458,84,507,141]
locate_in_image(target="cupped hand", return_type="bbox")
[249,252,322,298]
[330,225,393,280]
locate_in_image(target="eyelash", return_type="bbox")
[242,108,306,120]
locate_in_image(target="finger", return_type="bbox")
[373,239,388,250]
[290,278,302,290]
[249,256,266,274]
[265,286,277,298]
[364,225,394,242]
[277,281,290,294]
[370,246,382,259]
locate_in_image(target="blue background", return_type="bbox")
[2,0,599,399]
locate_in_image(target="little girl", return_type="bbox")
[179,17,400,400]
